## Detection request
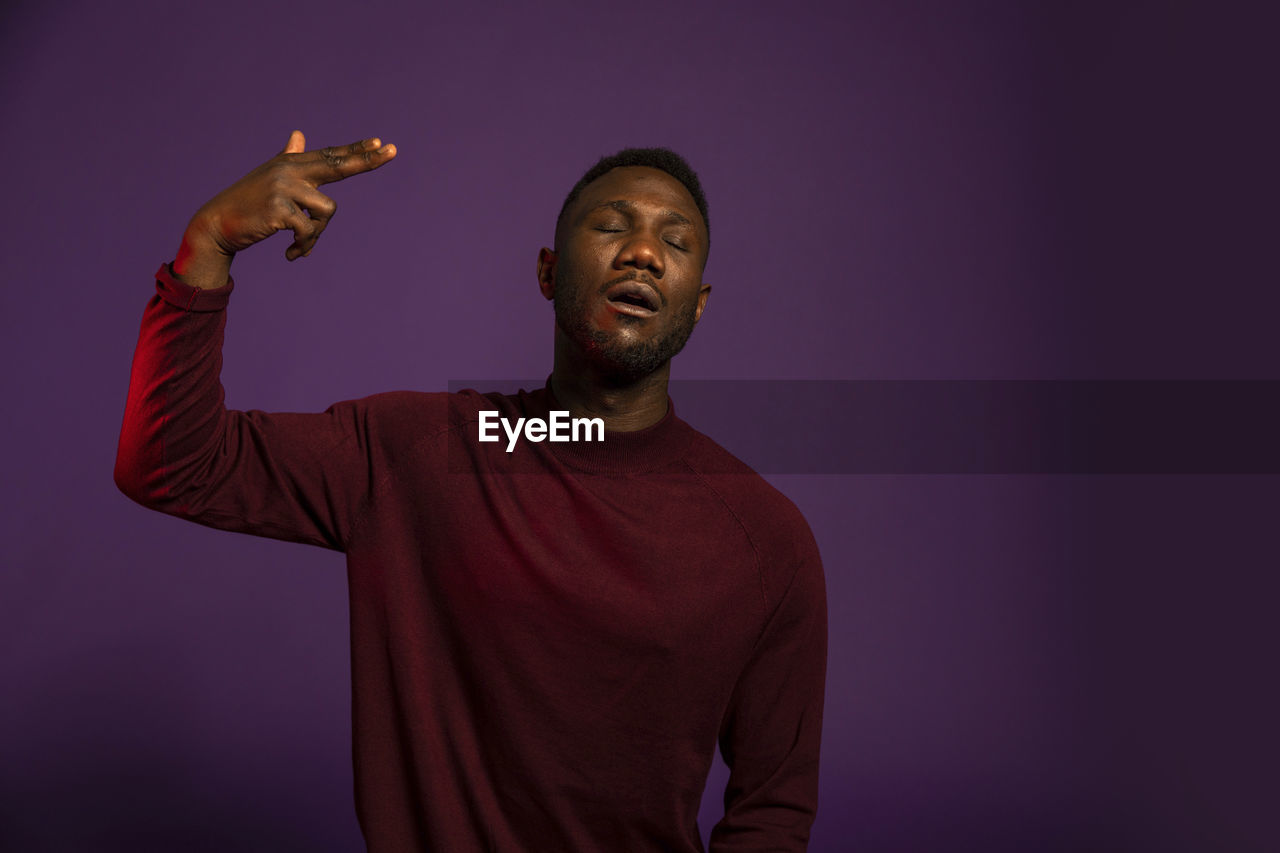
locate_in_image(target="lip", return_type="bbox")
[603,279,661,317]
[606,300,657,318]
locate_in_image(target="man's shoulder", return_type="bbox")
[319,390,502,459]
[352,388,522,422]
[350,387,543,456]
[680,425,820,565]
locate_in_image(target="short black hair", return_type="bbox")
[556,147,710,247]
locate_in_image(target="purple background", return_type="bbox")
[2,1,1277,850]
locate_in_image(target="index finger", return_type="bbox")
[296,137,398,185]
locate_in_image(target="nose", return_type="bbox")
[613,230,664,279]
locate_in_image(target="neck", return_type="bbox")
[549,330,672,432]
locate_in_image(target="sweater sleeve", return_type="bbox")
[113,263,377,552]
[710,534,828,851]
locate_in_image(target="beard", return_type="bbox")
[553,270,699,382]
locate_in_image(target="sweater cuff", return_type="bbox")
[155,262,235,311]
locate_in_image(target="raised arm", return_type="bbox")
[114,132,398,551]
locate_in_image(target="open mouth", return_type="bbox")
[604,281,660,316]
[611,292,654,309]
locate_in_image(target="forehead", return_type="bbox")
[574,166,704,229]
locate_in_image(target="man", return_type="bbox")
[115,132,827,851]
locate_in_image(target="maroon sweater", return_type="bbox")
[115,264,827,852]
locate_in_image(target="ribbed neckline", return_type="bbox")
[515,378,695,475]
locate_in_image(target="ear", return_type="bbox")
[536,247,557,301]
[693,282,712,323]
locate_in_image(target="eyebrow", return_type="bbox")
[590,200,694,228]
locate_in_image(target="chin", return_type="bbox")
[556,294,698,381]
[587,328,693,381]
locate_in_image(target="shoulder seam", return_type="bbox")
[344,417,457,551]
[683,460,770,619]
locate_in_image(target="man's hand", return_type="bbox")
[173,130,397,289]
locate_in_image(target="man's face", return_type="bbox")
[539,166,711,381]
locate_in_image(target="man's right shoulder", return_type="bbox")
[353,388,516,454]
[354,388,493,432]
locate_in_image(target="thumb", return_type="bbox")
[282,129,306,154]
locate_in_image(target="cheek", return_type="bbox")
[672,273,705,311]
[555,266,589,301]
[553,264,597,312]
[555,245,605,287]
